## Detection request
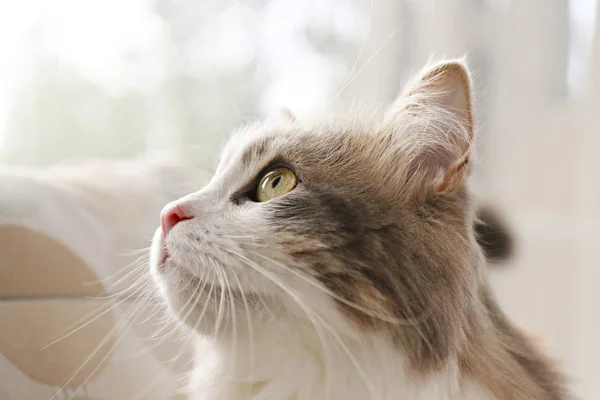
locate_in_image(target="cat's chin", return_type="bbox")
[156,270,223,332]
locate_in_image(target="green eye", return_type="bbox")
[256,167,297,202]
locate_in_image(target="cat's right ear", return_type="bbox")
[383,60,474,194]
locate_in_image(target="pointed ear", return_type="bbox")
[385,60,474,194]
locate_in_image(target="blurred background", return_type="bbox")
[0,0,598,398]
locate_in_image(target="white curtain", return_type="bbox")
[0,0,371,164]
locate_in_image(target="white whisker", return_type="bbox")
[223,248,371,398]
[248,250,429,326]
[53,284,155,400]
[232,271,255,377]
[215,259,238,377]
[43,279,152,350]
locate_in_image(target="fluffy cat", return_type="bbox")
[150,60,569,399]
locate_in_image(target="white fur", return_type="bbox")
[185,320,494,400]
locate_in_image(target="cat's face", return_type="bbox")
[150,61,486,370]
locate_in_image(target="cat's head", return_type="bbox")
[150,60,499,370]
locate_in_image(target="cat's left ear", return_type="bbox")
[265,108,296,126]
[385,60,474,194]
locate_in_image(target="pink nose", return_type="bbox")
[161,204,194,236]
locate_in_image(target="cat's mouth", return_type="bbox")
[155,247,169,273]
[159,248,169,267]
[157,243,199,279]
[157,248,196,280]
[152,228,172,272]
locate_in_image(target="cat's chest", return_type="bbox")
[188,375,493,400]
[188,341,494,400]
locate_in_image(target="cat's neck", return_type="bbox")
[188,285,568,400]
[189,313,493,400]
[458,284,569,400]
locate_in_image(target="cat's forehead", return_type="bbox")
[218,123,297,173]
[210,112,389,198]
[220,112,382,169]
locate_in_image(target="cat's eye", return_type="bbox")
[256,167,297,202]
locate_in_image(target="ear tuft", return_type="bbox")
[409,60,473,134]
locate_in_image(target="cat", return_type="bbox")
[150,60,569,399]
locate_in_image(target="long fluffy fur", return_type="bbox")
[149,60,569,399]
